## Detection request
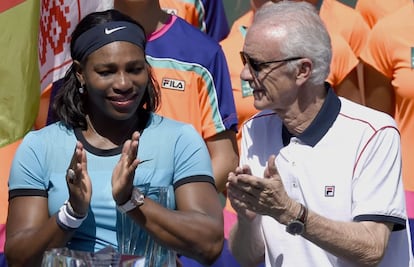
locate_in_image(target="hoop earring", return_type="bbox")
[79,86,84,94]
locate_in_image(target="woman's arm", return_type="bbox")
[5,196,74,267]
[362,62,394,116]
[6,141,91,267]
[334,65,363,105]
[206,130,239,193]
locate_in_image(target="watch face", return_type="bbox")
[286,220,305,235]
[131,187,145,206]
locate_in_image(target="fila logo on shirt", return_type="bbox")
[325,186,335,197]
[162,78,185,91]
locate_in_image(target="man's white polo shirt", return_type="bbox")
[240,88,413,267]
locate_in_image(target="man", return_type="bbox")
[220,1,360,265]
[227,2,413,267]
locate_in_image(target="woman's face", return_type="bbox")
[77,41,149,121]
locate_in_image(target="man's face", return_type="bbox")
[240,26,300,112]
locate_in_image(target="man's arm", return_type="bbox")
[231,178,393,267]
[228,216,265,267]
[228,155,396,267]
[290,201,393,267]
[227,165,265,266]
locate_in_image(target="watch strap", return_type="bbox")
[285,203,308,235]
[117,187,145,213]
[297,203,308,224]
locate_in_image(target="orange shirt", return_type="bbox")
[220,12,255,238]
[360,4,414,195]
[355,0,411,28]
[160,0,200,30]
[327,33,359,87]
[220,11,256,151]
[159,0,229,41]
[0,140,22,224]
[320,0,370,57]
[34,83,52,130]
[146,16,237,140]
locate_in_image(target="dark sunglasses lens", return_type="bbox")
[240,52,247,66]
[240,52,259,72]
[249,60,259,72]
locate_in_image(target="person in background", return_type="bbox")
[113,2,238,266]
[160,0,229,42]
[355,0,411,29]
[114,0,239,194]
[358,1,414,255]
[220,0,264,152]
[5,9,223,267]
[227,1,412,266]
[0,140,22,267]
[301,0,370,106]
[302,0,371,105]
[326,33,362,103]
[312,0,370,58]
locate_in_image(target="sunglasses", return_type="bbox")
[240,51,303,75]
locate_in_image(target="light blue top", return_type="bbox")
[8,113,214,252]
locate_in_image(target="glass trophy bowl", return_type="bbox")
[116,184,177,267]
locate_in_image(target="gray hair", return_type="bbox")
[253,1,332,86]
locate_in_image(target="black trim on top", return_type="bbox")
[74,127,123,156]
[282,125,294,147]
[73,110,151,157]
[354,214,406,231]
[8,188,48,200]
[295,84,341,147]
[173,175,216,191]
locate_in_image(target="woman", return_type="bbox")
[5,9,223,267]
[359,2,414,254]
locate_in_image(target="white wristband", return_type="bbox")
[64,200,87,218]
[57,204,87,230]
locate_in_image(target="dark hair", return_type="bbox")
[52,9,160,129]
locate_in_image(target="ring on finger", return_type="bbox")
[67,168,76,184]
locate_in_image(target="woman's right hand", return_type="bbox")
[66,141,92,216]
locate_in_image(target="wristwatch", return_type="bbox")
[117,187,145,213]
[286,203,308,235]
